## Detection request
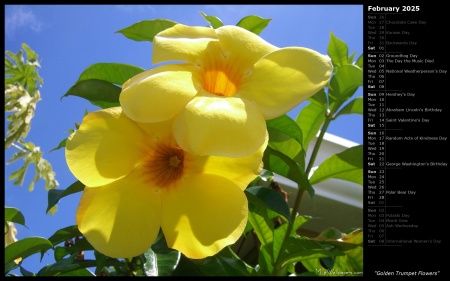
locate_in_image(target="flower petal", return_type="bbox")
[153,24,217,65]
[173,93,267,157]
[191,135,267,190]
[65,107,148,187]
[161,174,247,259]
[216,25,277,71]
[239,47,333,119]
[120,64,200,123]
[76,166,162,258]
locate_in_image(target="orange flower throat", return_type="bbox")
[145,145,185,188]
[203,61,240,97]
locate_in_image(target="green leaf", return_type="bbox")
[57,268,95,276]
[54,238,94,261]
[295,101,326,152]
[5,237,53,264]
[309,88,328,109]
[116,19,178,42]
[266,114,305,167]
[354,53,364,69]
[247,200,274,251]
[140,247,181,276]
[236,15,271,35]
[338,229,363,273]
[47,225,83,247]
[4,206,26,226]
[328,64,363,113]
[47,180,85,213]
[195,247,253,276]
[257,245,275,275]
[4,261,19,275]
[75,63,144,85]
[50,138,67,152]
[328,32,349,67]
[36,256,97,276]
[61,79,121,108]
[171,255,202,276]
[263,146,314,196]
[280,237,338,268]
[199,11,223,28]
[245,186,291,224]
[334,97,363,118]
[309,145,363,185]
[298,259,323,276]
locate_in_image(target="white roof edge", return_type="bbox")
[321,131,360,148]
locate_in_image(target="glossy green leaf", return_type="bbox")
[328,64,363,112]
[54,238,94,261]
[256,245,275,275]
[334,97,363,118]
[194,247,253,276]
[331,229,363,274]
[140,247,181,276]
[243,206,279,234]
[50,138,67,152]
[309,88,328,110]
[236,15,271,35]
[171,255,202,276]
[5,206,25,226]
[57,268,95,276]
[19,265,35,276]
[116,19,178,42]
[5,237,53,264]
[47,225,83,247]
[75,63,144,85]
[263,146,314,196]
[321,236,363,276]
[266,114,305,167]
[328,32,348,67]
[348,51,356,66]
[62,79,121,108]
[355,53,364,69]
[5,261,19,275]
[279,237,337,267]
[37,256,98,276]
[146,230,182,276]
[247,201,274,251]
[271,215,314,270]
[199,11,223,28]
[272,222,292,265]
[309,145,363,185]
[245,186,291,224]
[295,101,326,152]
[344,249,363,273]
[47,181,85,214]
[315,227,343,241]
[298,258,323,276]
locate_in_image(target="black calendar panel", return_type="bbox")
[364,3,447,278]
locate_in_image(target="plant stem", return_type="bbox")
[272,112,333,276]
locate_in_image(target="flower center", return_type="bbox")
[203,67,239,97]
[145,145,185,188]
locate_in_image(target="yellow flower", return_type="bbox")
[120,24,332,157]
[65,107,266,259]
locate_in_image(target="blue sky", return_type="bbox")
[4,4,363,273]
